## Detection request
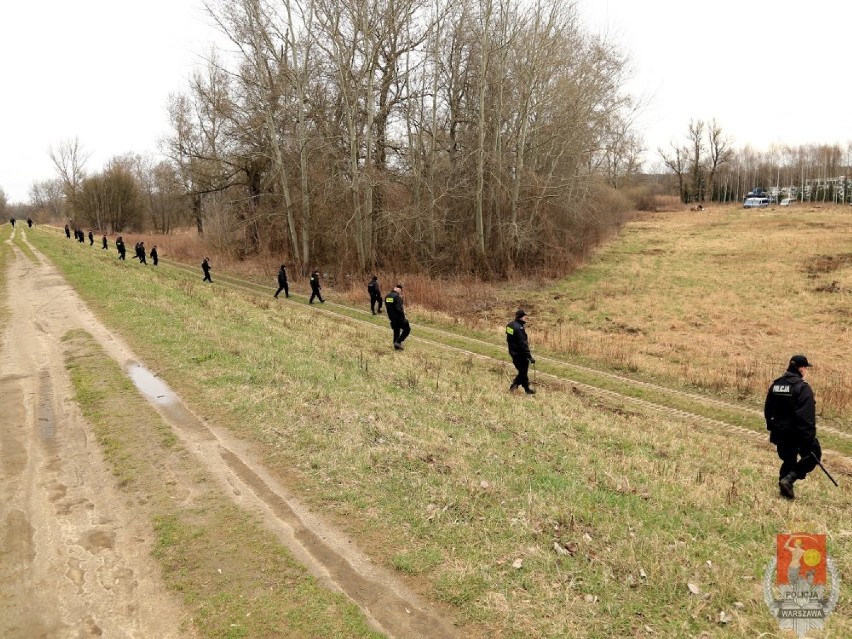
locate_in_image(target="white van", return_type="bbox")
[743,197,770,208]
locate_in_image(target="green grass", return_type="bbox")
[32,227,852,638]
[0,222,11,325]
[62,328,382,639]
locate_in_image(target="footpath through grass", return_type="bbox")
[62,328,382,639]
[31,229,852,638]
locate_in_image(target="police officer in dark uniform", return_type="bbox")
[385,283,410,350]
[202,257,212,282]
[88,230,94,246]
[506,309,536,394]
[150,245,159,265]
[274,264,289,298]
[64,224,71,239]
[367,275,383,314]
[27,218,33,228]
[309,270,324,303]
[9,218,14,227]
[102,235,108,250]
[116,236,126,260]
[138,242,147,264]
[764,355,820,500]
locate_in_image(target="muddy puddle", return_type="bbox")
[126,363,212,439]
[126,364,176,405]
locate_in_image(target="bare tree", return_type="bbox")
[29,178,66,220]
[706,119,732,201]
[687,119,705,202]
[659,142,688,203]
[49,137,90,215]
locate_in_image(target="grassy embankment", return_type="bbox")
[29,226,852,638]
[62,328,382,639]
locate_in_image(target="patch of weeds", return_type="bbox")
[392,547,444,575]
[434,572,488,606]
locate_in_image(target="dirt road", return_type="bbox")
[0,230,188,637]
[1,228,457,638]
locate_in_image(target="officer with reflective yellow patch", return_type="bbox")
[764,355,820,500]
[385,283,410,350]
[506,309,535,394]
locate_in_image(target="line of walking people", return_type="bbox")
[64,223,159,266]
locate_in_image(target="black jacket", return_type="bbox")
[506,319,532,360]
[385,290,406,323]
[367,279,381,298]
[764,369,816,440]
[310,272,321,291]
[278,268,288,286]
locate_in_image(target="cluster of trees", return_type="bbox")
[29,139,187,234]
[165,0,640,274]
[660,120,852,203]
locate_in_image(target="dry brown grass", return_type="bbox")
[476,204,852,419]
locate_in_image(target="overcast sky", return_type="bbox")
[2,0,850,202]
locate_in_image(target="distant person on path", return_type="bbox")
[309,270,324,303]
[202,257,212,282]
[150,245,158,265]
[102,235,108,250]
[9,218,14,227]
[116,236,126,260]
[506,309,536,394]
[274,264,289,298]
[88,230,94,246]
[765,354,821,500]
[27,218,33,228]
[137,242,147,264]
[367,275,383,315]
[64,224,71,239]
[77,229,85,243]
[385,283,410,350]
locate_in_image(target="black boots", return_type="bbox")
[779,473,796,500]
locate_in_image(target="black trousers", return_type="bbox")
[309,288,324,303]
[275,282,289,298]
[511,355,531,389]
[775,433,821,480]
[370,294,383,314]
[392,319,411,344]
[203,270,212,282]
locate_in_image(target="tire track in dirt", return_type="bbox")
[0,235,189,638]
[19,231,460,637]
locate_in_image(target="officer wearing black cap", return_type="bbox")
[764,355,820,500]
[506,310,536,394]
[385,283,410,350]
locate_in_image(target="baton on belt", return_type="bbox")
[812,452,839,487]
